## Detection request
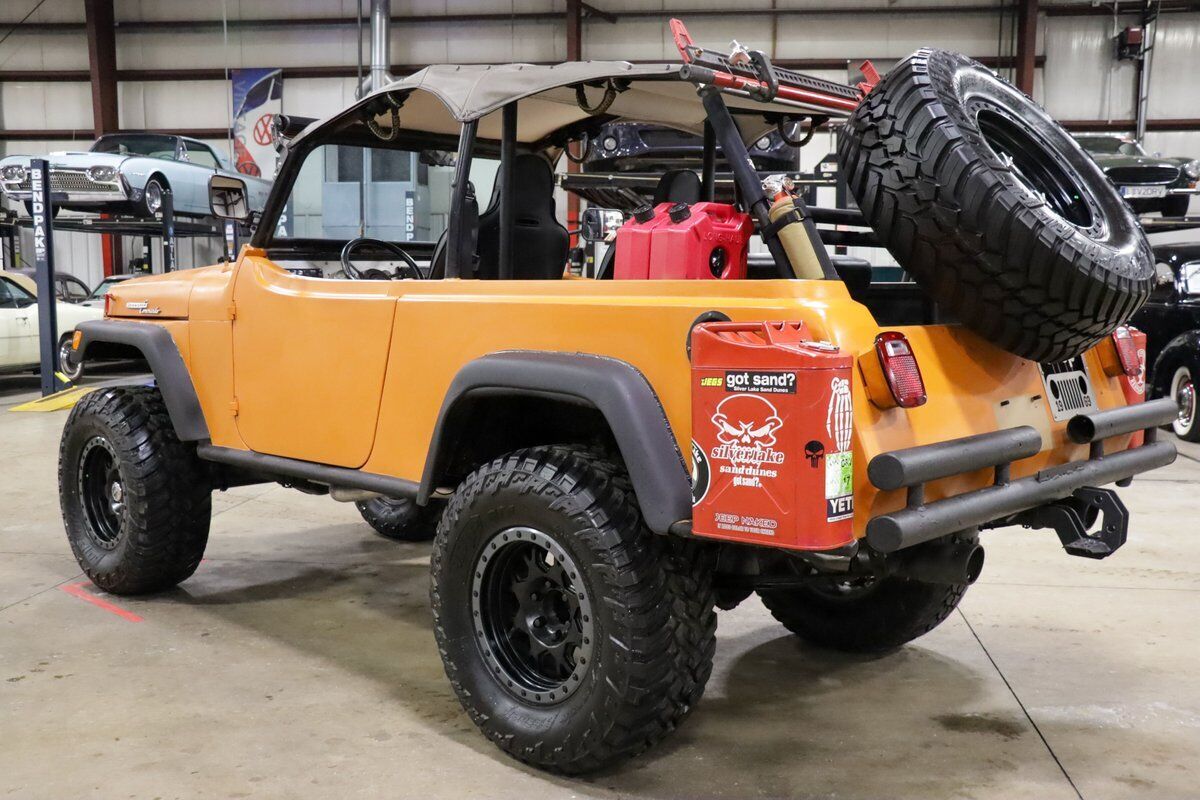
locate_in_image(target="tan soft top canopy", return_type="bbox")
[293,61,830,148]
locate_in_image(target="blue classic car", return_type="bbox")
[0,133,272,219]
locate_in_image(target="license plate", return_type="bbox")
[1121,185,1167,199]
[1040,358,1099,422]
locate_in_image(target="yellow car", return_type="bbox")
[60,39,1178,774]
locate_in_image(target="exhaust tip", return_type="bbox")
[964,544,985,585]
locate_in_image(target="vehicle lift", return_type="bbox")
[1,160,250,396]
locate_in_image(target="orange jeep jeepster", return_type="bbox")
[61,28,1179,774]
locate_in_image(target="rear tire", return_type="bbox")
[431,445,715,774]
[355,496,440,542]
[58,333,83,382]
[759,573,967,654]
[1170,363,1199,441]
[58,386,211,595]
[840,49,1154,363]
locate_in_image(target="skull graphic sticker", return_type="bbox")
[712,394,783,448]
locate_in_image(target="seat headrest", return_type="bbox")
[654,169,702,205]
[487,154,555,220]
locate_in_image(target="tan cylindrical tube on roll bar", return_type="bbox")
[767,193,825,280]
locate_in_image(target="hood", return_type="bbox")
[104,266,223,320]
[1088,153,1177,168]
[44,151,130,169]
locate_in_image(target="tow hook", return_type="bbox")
[1013,487,1129,559]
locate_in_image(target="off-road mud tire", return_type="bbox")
[431,445,716,774]
[355,496,441,542]
[840,49,1154,363]
[58,386,211,595]
[758,575,967,654]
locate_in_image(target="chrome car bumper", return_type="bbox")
[1,168,128,204]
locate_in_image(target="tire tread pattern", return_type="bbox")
[430,445,715,774]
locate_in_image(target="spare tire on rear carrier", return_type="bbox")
[839,49,1154,364]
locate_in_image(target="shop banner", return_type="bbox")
[231,68,283,179]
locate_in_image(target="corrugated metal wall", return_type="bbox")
[2,1,1199,281]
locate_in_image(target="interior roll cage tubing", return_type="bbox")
[701,120,716,202]
[699,88,837,280]
[446,119,478,280]
[498,103,517,281]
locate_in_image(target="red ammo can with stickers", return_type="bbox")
[689,321,855,551]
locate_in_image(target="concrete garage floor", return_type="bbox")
[3,376,1199,800]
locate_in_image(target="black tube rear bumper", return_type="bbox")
[865,398,1180,553]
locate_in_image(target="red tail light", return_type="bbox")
[875,331,927,408]
[103,292,114,316]
[1111,326,1141,378]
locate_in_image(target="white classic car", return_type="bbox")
[0,133,273,219]
[0,271,101,381]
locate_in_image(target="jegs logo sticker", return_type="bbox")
[708,394,785,489]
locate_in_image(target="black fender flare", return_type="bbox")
[419,351,691,534]
[1150,329,1200,397]
[74,319,209,441]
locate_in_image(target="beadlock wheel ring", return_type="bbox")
[470,526,595,706]
[77,436,125,549]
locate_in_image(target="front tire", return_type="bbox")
[355,496,440,541]
[1170,363,1199,441]
[431,446,715,774]
[58,386,211,595]
[138,177,166,218]
[58,333,83,382]
[759,571,968,654]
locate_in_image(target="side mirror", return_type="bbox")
[210,175,251,220]
[580,207,625,243]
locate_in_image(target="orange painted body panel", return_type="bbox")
[103,249,1139,540]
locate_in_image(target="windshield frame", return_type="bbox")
[90,134,182,161]
[1075,135,1146,157]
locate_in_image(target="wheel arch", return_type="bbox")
[74,319,209,441]
[1150,329,1200,397]
[419,351,691,534]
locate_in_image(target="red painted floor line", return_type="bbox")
[60,582,144,623]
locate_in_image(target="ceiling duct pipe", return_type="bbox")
[365,0,393,95]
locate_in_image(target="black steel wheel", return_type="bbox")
[472,526,594,705]
[59,386,211,594]
[77,436,125,547]
[431,445,715,774]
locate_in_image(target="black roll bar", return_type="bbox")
[699,88,792,279]
[701,120,716,202]
[446,119,478,280]
[498,103,517,281]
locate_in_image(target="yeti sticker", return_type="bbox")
[708,394,785,489]
[824,376,854,521]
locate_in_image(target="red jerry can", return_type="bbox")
[689,321,855,551]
